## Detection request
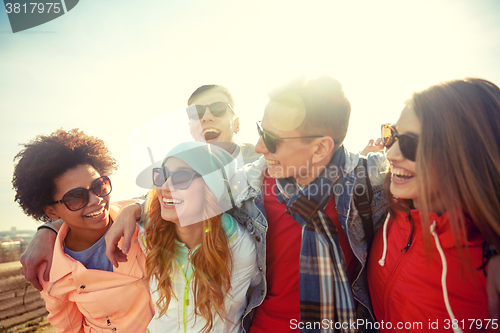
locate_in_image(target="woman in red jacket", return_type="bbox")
[368,78,500,333]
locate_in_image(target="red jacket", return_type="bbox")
[367,209,492,333]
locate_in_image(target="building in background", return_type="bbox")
[0,228,35,263]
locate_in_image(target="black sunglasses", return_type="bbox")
[381,123,419,161]
[50,176,112,211]
[186,102,234,120]
[256,122,323,153]
[153,168,201,189]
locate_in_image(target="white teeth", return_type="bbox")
[163,198,183,205]
[267,160,279,165]
[203,128,220,135]
[391,168,413,177]
[85,207,104,218]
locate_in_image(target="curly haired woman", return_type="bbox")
[12,129,153,333]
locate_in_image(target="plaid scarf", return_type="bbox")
[275,147,357,333]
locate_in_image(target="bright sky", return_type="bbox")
[1,0,499,231]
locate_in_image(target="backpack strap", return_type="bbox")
[354,156,375,251]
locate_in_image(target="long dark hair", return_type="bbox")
[387,78,500,250]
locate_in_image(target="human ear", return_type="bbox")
[233,117,240,134]
[188,121,195,139]
[43,205,60,221]
[311,136,335,164]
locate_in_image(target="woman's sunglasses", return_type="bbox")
[50,176,112,211]
[153,168,201,189]
[186,102,234,120]
[381,123,419,161]
[256,122,323,153]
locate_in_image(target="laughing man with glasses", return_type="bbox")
[236,75,388,332]
[107,76,389,332]
[22,76,389,332]
[186,84,262,165]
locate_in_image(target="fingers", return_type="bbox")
[110,247,128,268]
[487,256,500,320]
[367,139,375,147]
[44,255,53,282]
[105,232,122,268]
[116,252,129,263]
[21,258,43,291]
[487,277,500,320]
[106,202,141,268]
[121,222,136,255]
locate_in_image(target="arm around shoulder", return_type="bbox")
[21,221,61,291]
[366,151,388,186]
[105,200,143,267]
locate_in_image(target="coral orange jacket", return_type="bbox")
[39,222,154,333]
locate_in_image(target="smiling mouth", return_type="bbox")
[203,128,221,141]
[85,206,105,218]
[163,198,184,205]
[267,160,280,165]
[391,168,414,181]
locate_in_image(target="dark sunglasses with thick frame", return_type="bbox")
[381,123,419,161]
[152,168,202,189]
[49,176,112,211]
[186,102,235,120]
[256,121,324,153]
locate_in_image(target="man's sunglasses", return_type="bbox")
[153,168,201,189]
[186,102,234,120]
[256,122,323,153]
[381,123,419,161]
[50,176,112,211]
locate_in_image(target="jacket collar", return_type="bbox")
[243,156,268,193]
[404,209,482,249]
[50,222,142,282]
[239,147,357,199]
[50,222,76,281]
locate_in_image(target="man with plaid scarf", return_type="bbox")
[19,75,389,332]
[234,75,388,333]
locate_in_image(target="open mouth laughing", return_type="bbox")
[84,206,106,220]
[266,159,280,167]
[391,167,415,183]
[162,197,184,208]
[203,128,221,142]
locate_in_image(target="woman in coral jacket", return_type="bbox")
[12,129,154,333]
[367,78,500,333]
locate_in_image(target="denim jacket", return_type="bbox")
[231,147,388,332]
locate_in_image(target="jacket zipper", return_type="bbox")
[382,218,422,316]
[73,255,146,294]
[172,248,194,333]
[183,248,193,333]
[85,317,116,331]
[400,213,414,253]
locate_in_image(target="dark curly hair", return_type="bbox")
[12,129,117,223]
